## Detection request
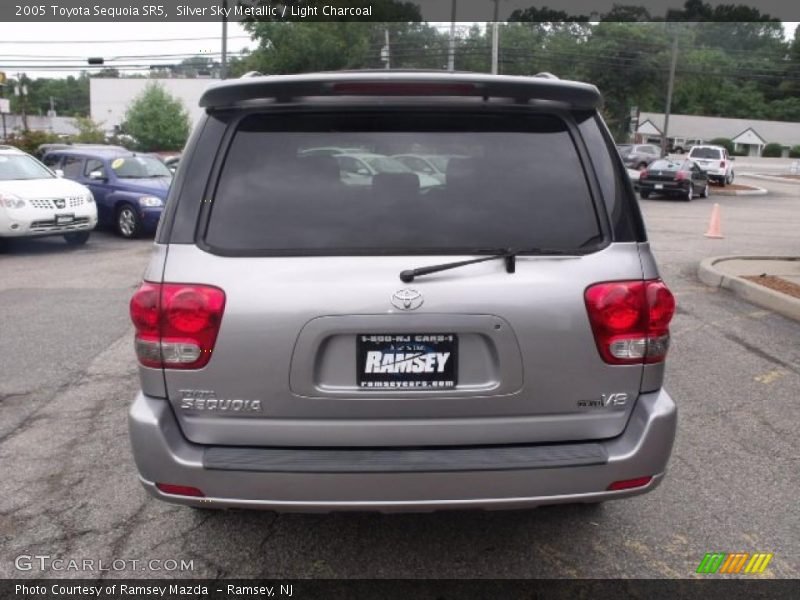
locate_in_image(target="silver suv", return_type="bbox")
[128,72,677,512]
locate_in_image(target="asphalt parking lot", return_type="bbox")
[1,176,798,579]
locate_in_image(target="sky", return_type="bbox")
[0,22,254,79]
[0,21,797,80]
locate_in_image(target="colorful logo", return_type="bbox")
[696,552,773,574]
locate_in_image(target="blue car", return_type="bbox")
[42,148,172,238]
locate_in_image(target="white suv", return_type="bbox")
[687,145,734,186]
[0,145,97,245]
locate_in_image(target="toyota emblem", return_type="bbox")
[391,289,423,311]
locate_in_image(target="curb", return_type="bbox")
[709,184,768,196]
[739,172,800,184]
[698,256,800,322]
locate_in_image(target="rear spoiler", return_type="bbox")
[199,71,602,110]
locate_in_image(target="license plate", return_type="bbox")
[655,184,663,190]
[357,334,457,390]
[56,214,74,225]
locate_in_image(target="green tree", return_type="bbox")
[120,83,190,152]
[71,117,106,143]
[240,0,423,73]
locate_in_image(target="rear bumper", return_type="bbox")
[639,181,689,193]
[128,389,677,512]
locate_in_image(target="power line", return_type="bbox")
[0,35,251,44]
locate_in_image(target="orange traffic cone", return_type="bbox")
[704,203,724,239]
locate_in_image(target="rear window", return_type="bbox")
[690,147,721,159]
[649,160,682,170]
[204,112,603,255]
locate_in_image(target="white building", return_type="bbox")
[635,112,800,157]
[90,78,219,133]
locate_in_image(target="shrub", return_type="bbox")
[71,117,106,144]
[789,145,800,159]
[709,138,734,155]
[761,143,784,158]
[2,130,61,155]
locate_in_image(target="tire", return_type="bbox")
[685,185,693,201]
[727,171,734,185]
[116,204,141,239]
[639,190,650,199]
[718,175,726,188]
[64,231,90,246]
[702,182,710,198]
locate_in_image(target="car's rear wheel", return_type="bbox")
[685,185,693,201]
[726,171,734,185]
[639,190,650,199]
[64,231,90,246]
[702,182,710,198]
[116,204,141,239]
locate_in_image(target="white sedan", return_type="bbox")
[0,146,97,245]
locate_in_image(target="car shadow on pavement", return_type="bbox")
[169,503,609,578]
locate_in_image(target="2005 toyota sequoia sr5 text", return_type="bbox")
[128,72,677,512]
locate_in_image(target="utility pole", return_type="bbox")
[221,0,228,79]
[447,0,457,71]
[661,32,678,158]
[0,71,7,141]
[15,73,28,132]
[491,0,500,74]
[383,28,391,69]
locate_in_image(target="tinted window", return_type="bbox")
[61,156,84,178]
[649,160,681,170]
[205,112,602,254]
[85,159,105,177]
[42,154,61,168]
[690,147,722,159]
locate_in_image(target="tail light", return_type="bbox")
[608,476,653,491]
[584,279,675,365]
[156,483,205,497]
[675,170,689,181]
[130,282,225,369]
[720,160,726,168]
[331,82,476,96]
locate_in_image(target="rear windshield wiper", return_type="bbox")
[399,247,573,283]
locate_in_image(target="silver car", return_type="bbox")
[128,72,677,512]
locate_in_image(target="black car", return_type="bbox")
[639,159,709,201]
